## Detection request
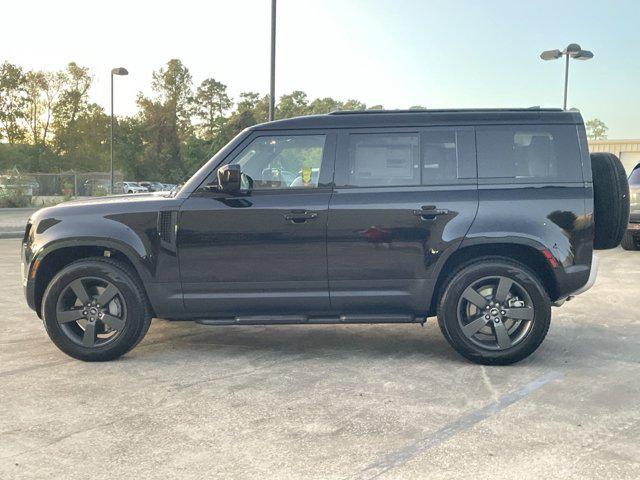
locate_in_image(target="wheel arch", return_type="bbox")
[32,240,154,318]
[429,241,559,315]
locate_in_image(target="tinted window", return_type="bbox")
[422,128,475,184]
[629,165,640,186]
[344,129,475,187]
[347,133,420,187]
[231,135,326,189]
[477,125,582,182]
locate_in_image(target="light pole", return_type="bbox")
[540,44,593,110]
[110,67,128,194]
[269,0,276,121]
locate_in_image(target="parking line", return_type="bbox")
[349,370,563,480]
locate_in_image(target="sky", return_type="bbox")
[2,0,639,138]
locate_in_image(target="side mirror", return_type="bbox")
[216,164,242,193]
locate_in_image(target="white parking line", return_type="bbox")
[350,370,564,480]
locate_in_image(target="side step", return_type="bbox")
[196,314,421,326]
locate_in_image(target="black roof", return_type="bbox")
[252,108,582,131]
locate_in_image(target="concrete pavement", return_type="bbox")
[0,208,37,238]
[0,238,638,479]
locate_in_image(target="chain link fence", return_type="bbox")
[0,170,124,207]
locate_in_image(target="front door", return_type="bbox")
[327,127,479,313]
[177,131,336,316]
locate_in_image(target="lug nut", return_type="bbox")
[501,310,506,315]
[494,318,500,324]
[485,314,490,320]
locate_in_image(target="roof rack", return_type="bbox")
[328,107,564,115]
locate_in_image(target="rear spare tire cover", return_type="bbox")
[591,152,630,249]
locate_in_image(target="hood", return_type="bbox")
[29,192,180,225]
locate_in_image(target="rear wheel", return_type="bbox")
[437,258,551,365]
[42,258,151,361]
[621,231,639,251]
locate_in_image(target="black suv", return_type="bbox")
[21,109,629,365]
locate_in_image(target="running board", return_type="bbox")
[195,314,421,326]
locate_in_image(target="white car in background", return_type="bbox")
[116,182,148,194]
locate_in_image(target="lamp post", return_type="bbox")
[540,44,593,110]
[269,0,276,121]
[110,67,128,194]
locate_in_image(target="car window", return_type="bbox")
[476,125,583,182]
[422,128,476,185]
[347,133,420,187]
[341,129,474,188]
[231,135,326,190]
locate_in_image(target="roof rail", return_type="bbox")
[328,107,564,115]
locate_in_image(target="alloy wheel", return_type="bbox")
[55,277,127,348]
[456,275,535,351]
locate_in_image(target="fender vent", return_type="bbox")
[157,211,178,251]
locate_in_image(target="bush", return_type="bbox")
[0,191,31,208]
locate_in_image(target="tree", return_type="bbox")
[0,61,28,144]
[136,59,194,182]
[193,77,232,140]
[585,118,608,140]
[342,99,367,111]
[51,62,92,155]
[276,90,309,118]
[308,97,342,115]
[151,58,193,135]
[24,70,65,147]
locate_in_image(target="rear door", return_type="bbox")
[327,126,479,313]
[177,130,336,315]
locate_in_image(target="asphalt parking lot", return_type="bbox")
[1,238,639,480]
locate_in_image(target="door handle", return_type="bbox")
[412,206,449,220]
[284,210,318,223]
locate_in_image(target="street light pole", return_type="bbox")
[563,51,570,110]
[540,44,593,110]
[110,67,128,194]
[110,73,114,194]
[269,0,276,121]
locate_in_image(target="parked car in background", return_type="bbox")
[114,182,149,194]
[20,109,629,365]
[138,181,166,192]
[622,163,640,250]
[82,179,110,197]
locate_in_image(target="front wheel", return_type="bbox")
[437,258,551,365]
[42,258,151,361]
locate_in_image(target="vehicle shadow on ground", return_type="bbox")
[134,320,467,363]
[129,319,640,369]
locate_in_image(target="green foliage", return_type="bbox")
[0,170,33,207]
[585,118,608,140]
[0,61,28,144]
[193,77,232,139]
[0,58,391,183]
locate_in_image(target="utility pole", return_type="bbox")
[269,0,276,121]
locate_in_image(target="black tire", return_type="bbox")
[621,230,639,251]
[437,257,551,365]
[591,152,629,250]
[42,258,151,361]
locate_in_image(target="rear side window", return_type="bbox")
[476,125,583,182]
[347,133,420,187]
[342,128,476,187]
[422,128,476,184]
